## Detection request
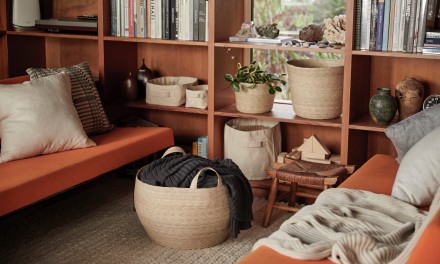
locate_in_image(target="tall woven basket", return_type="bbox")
[235,83,275,114]
[286,59,344,119]
[134,167,231,249]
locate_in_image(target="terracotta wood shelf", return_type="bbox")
[6,30,98,40]
[215,41,345,53]
[349,115,399,132]
[352,50,440,60]
[215,103,342,128]
[104,36,208,46]
[126,100,208,115]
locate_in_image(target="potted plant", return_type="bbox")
[224,61,286,114]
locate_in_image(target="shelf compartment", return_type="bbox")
[215,41,345,53]
[6,30,98,40]
[352,50,440,60]
[126,100,208,115]
[104,36,208,46]
[215,103,342,128]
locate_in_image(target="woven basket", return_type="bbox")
[146,76,198,106]
[235,83,275,114]
[134,166,230,249]
[286,59,344,119]
[185,84,208,109]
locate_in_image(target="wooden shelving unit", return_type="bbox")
[1,0,440,176]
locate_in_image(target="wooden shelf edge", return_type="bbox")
[103,36,208,46]
[6,30,98,40]
[215,41,345,53]
[352,50,440,60]
[349,114,399,132]
[214,103,342,128]
[126,100,208,115]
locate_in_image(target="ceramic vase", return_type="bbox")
[369,88,398,125]
[396,77,425,120]
[122,72,138,102]
[137,58,154,99]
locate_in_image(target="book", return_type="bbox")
[147,0,151,38]
[406,0,418,52]
[382,0,391,51]
[426,0,438,28]
[150,0,156,38]
[400,0,410,51]
[425,37,440,44]
[205,0,208,41]
[170,0,177,39]
[354,0,362,50]
[188,0,194,40]
[117,0,122,36]
[392,0,402,51]
[193,0,199,41]
[370,0,378,50]
[413,0,422,52]
[128,0,134,37]
[163,0,170,39]
[426,31,440,37]
[111,0,118,36]
[197,135,208,158]
[137,0,145,38]
[422,46,440,53]
[198,0,206,41]
[123,0,129,37]
[229,36,293,45]
[387,0,396,51]
[156,0,162,39]
[376,0,385,50]
[362,0,372,50]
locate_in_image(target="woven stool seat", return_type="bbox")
[262,160,347,227]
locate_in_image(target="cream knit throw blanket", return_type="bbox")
[253,188,431,264]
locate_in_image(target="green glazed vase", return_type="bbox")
[369,88,398,125]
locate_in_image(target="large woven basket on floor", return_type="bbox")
[286,59,344,119]
[234,83,275,114]
[134,167,230,249]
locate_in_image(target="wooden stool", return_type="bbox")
[262,160,347,227]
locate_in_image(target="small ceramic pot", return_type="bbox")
[369,88,398,125]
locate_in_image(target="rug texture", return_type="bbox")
[0,174,290,264]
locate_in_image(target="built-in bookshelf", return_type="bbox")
[2,0,440,196]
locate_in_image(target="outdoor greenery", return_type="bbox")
[252,0,346,99]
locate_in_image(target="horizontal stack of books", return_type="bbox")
[110,0,208,41]
[354,0,435,53]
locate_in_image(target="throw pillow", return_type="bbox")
[391,126,440,206]
[385,104,440,163]
[0,72,96,163]
[26,62,113,135]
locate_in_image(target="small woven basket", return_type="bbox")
[286,59,344,119]
[234,83,275,114]
[185,84,208,109]
[146,76,197,106]
[134,166,230,249]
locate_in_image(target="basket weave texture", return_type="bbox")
[235,83,275,114]
[287,59,344,119]
[146,76,197,106]
[134,167,230,249]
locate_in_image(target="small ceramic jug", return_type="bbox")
[369,88,398,125]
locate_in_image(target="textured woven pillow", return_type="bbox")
[26,62,113,135]
[0,72,96,163]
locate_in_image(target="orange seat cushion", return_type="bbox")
[0,127,173,216]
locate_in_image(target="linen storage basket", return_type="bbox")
[185,84,208,109]
[146,76,197,106]
[134,165,230,250]
[286,59,344,119]
[224,118,281,180]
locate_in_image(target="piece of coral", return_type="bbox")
[299,25,324,43]
[235,21,258,38]
[256,23,280,39]
[324,14,346,44]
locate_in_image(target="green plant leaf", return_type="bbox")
[275,86,282,92]
[224,74,234,82]
[232,82,240,92]
[269,87,276,94]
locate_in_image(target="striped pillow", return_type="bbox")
[27,62,113,135]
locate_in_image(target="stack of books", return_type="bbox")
[354,0,432,53]
[110,0,208,41]
[192,135,208,158]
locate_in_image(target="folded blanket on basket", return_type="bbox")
[253,188,428,264]
[137,153,253,238]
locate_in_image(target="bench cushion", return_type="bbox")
[0,127,173,216]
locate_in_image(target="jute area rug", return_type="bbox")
[0,173,291,264]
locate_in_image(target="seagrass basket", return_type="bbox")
[286,59,344,119]
[234,83,275,114]
[134,167,230,249]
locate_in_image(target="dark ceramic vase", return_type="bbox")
[369,88,398,125]
[137,58,154,99]
[122,72,138,102]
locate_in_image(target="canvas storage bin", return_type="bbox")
[185,84,208,109]
[146,76,197,106]
[224,118,281,180]
[134,148,230,250]
[286,59,344,119]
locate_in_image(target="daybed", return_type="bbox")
[239,154,440,264]
[0,75,174,217]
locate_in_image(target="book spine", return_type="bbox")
[413,0,422,52]
[111,0,117,36]
[136,0,142,37]
[387,0,396,50]
[116,0,122,36]
[197,136,208,158]
[164,0,170,39]
[156,0,162,39]
[354,0,362,50]
[376,0,385,50]
[128,0,134,37]
[417,0,428,52]
[124,0,129,37]
[406,0,417,52]
[369,0,378,50]
[144,0,148,38]
[192,141,198,155]
[382,0,391,51]
[150,0,156,38]
[426,0,438,28]
[392,0,402,51]
[425,37,440,44]
[398,0,408,51]
[147,0,151,38]
[362,0,371,50]
[193,0,199,41]
[188,0,194,40]
[205,0,208,41]
[175,0,179,39]
[178,0,183,40]
[402,0,411,51]
[198,0,206,42]
[134,0,138,38]
[169,0,177,39]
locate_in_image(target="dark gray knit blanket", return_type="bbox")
[137,153,253,238]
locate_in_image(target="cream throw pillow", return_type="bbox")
[391,126,440,206]
[0,72,96,163]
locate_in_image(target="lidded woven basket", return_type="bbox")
[286,59,344,119]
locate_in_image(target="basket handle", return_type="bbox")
[190,167,223,189]
[150,90,172,98]
[161,146,186,158]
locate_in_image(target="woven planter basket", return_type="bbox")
[134,167,230,249]
[287,59,344,119]
[235,83,275,114]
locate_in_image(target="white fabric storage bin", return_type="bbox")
[224,118,281,180]
[146,76,198,106]
[185,84,208,109]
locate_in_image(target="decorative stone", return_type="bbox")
[332,43,344,49]
[318,40,329,45]
[318,43,327,48]
[295,43,302,47]
[255,23,280,39]
[369,88,398,125]
[235,21,258,38]
[299,24,324,43]
[303,42,310,48]
[396,77,425,120]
